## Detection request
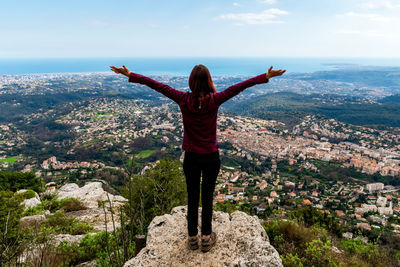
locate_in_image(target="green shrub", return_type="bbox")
[341,239,389,267]
[304,238,341,267]
[122,158,186,235]
[291,205,342,237]
[264,218,347,267]
[41,191,57,201]
[17,189,37,200]
[59,198,86,212]
[57,230,135,266]
[214,201,239,214]
[41,211,93,235]
[22,194,81,216]
[0,191,24,265]
[0,171,43,192]
[281,253,305,267]
[23,205,44,216]
[264,219,320,255]
[41,194,61,212]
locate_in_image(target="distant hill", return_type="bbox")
[288,67,400,87]
[379,94,400,106]
[223,91,400,128]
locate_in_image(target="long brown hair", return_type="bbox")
[189,64,216,109]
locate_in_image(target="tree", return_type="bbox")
[0,171,44,193]
[291,205,342,237]
[122,158,187,235]
[0,191,24,265]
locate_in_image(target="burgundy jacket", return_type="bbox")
[129,72,269,154]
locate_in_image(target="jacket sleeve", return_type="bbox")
[213,74,269,106]
[129,72,185,103]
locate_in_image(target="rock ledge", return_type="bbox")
[124,206,282,267]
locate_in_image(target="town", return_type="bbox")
[1,91,399,239]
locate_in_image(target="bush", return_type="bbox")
[0,171,43,193]
[0,191,24,265]
[281,253,305,267]
[57,230,135,266]
[41,211,93,235]
[214,201,239,214]
[122,158,186,235]
[341,239,391,267]
[22,194,82,216]
[304,238,341,267]
[17,189,37,200]
[263,218,346,267]
[291,205,342,237]
[59,198,86,212]
[264,219,322,255]
[41,193,61,213]
[23,205,44,216]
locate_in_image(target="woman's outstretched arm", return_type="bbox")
[214,66,286,105]
[110,65,185,103]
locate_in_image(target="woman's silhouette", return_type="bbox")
[110,64,285,252]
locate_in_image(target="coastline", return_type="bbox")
[2,57,400,76]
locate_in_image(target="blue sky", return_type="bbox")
[1,0,400,58]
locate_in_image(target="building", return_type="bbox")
[366,183,384,194]
[376,197,387,207]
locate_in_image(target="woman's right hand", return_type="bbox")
[110,65,131,77]
[266,66,286,79]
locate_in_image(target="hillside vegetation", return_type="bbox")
[225,92,400,128]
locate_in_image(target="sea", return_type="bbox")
[1,57,400,76]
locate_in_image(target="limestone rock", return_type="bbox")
[59,183,79,192]
[16,189,41,209]
[52,234,87,246]
[20,214,46,228]
[67,208,121,232]
[76,260,97,267]
[19,234,89,265]
[22,197,41,209]
[57,182,127,209]
[332,245,343,254]
[124,206,282,267]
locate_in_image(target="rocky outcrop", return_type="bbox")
[67,207,121,232]
[57,182,127,209]
[17,189,41,209]
[124,206,283,267]
[20,214,47,228]
[52,234,87,245]
[76,260,97,267]
[54,182,127,231]
[18,234,89,265]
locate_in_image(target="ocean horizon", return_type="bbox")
[1,57,400,76]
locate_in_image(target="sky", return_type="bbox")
[1,0,400,58]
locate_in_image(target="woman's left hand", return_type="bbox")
[266,66,286,79]
[110,65,131,77]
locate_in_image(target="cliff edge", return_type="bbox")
[124,206,282,267]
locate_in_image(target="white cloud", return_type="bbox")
[360,1,400,9]
[336,29,362,35]
[148,23,160,28]
[217,8,288,25]
[341,11,396,22]
[233,2,240,7]
[336,29,384,37]
[87,19,109,26]
[259,0,277,4]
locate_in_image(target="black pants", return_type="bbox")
[183,151,220,236]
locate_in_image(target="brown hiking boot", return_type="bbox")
[201,232,216,253]
[188,235,199,250]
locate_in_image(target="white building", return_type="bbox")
[376,196,387,207]
[366,183,384,194]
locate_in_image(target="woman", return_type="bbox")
[110,64,285,252]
